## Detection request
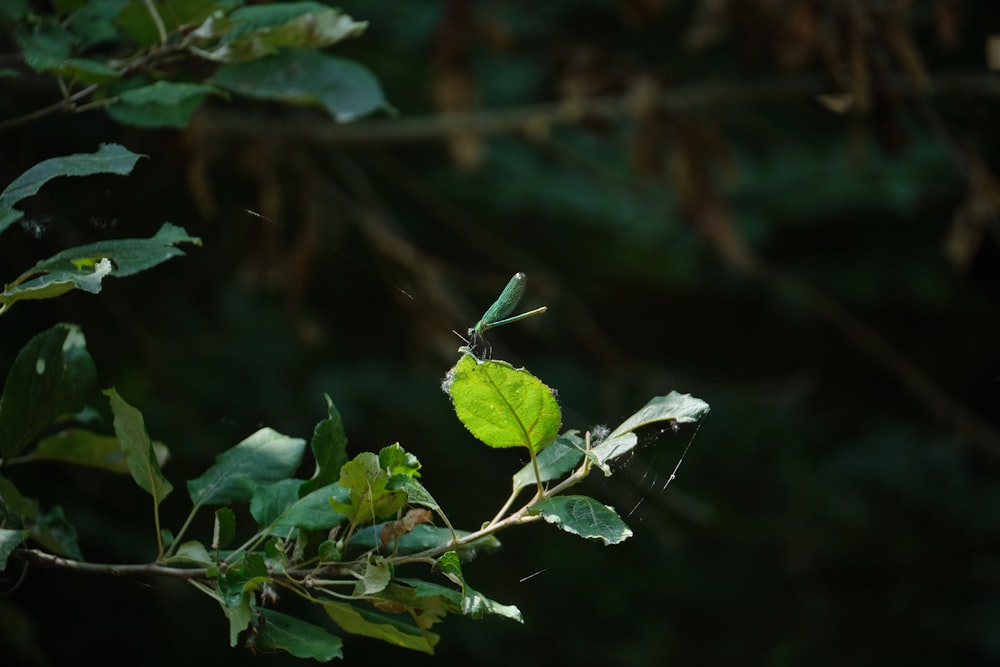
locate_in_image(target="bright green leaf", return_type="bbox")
[529,495,633,545]
[447,354,561,453]
[379,442,420,477]
[0,324,96,461]
[187,428,306,506]
[255,609,343,662]
[329,452,406,526]
[104,388,173,504]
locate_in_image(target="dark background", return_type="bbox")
[3,2,1000,665]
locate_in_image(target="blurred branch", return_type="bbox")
[691,195,1000,459]
[200,73,1000,144]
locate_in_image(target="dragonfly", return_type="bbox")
[466,272,546,354]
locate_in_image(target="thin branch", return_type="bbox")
[198,73,1000,145]
[13,549,206,579]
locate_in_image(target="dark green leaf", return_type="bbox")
[255,609,343,662]
[0,144,143,236]
[300,394,347,496]
[512,431,585,493]
[428,552,523,622]
[265,482,349,532]
[249,478,302,529]
[592,392,710,470]
[351,524,499,557]
[104,388,173,504]
[187,428,306,506]
[106,81,221,128]
[529,495,633,545]
[15,20,74,72]
[0,529,26,570]
[65,1,127,47]
[0,324,97,461]
[30,504,83,560]
[116,0,222,49]
[0,474,36,522]
[211,49,390,122]
[29,427,169,473]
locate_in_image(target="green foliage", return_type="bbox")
[0,3,725,663]
[446,354,562,453]
[3,0,385,129]
[0,143,141,233]
[0,149,709,657]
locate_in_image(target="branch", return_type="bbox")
[13,549,206,579]
[198,73,1000,144]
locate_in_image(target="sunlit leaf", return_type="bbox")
[447,354,561,453]
[329,452,406,526]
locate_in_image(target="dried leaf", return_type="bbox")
[380,508,433,547]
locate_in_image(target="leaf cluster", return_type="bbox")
[1,1,390,130]
[0,148,709,660]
